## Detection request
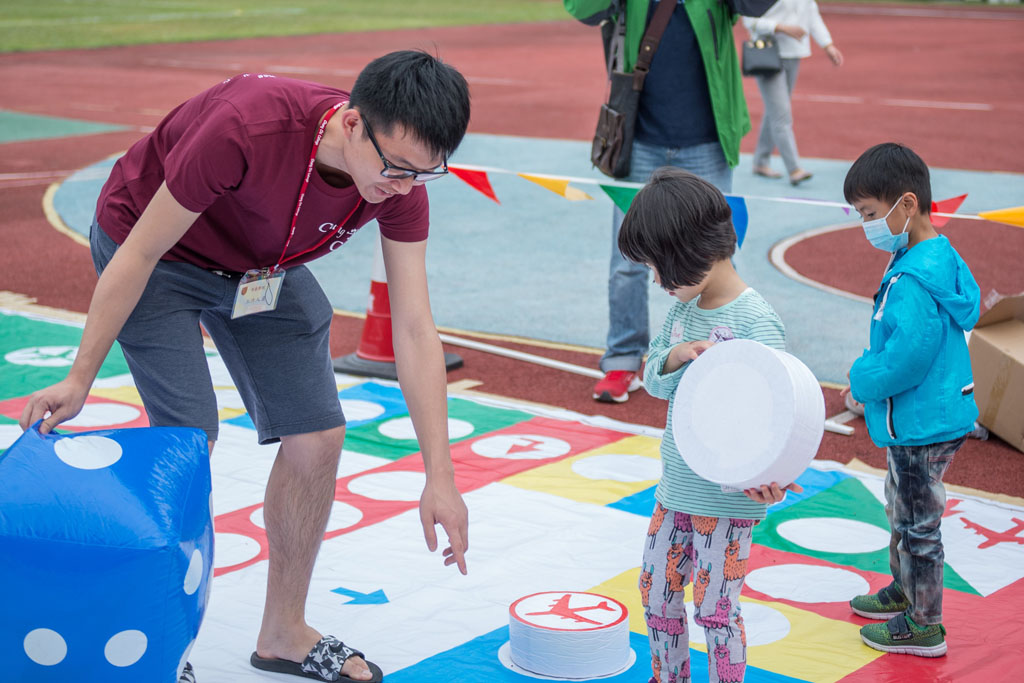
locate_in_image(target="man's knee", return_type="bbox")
[280,426,346,469]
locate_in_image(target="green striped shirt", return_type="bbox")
[643,288,786,519]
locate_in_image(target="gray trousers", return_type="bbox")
[753,58,802,174]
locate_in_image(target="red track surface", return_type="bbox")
[1,4,1022,495]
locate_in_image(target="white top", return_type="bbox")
[743,0,833,59]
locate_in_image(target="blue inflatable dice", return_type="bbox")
[0,425,214,682]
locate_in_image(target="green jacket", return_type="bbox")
[565,0,750,167]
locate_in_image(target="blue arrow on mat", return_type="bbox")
[331,587,389,605]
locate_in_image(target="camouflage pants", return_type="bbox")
[886,436,965,625]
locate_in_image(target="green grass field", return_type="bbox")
[0,0,570,53]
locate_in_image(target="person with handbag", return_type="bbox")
[565,0,775,404]
[743,0,843,185]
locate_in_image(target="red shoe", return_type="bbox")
[593,370,641,403]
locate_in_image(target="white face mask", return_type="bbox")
[861,196,910,252]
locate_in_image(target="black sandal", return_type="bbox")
[251,635,383,682]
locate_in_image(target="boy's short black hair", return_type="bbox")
[350,50,470,161]
[843,142,932,215]
[618,167,736,289]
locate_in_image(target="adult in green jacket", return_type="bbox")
[567,0,772,405]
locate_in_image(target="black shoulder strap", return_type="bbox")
[632,0,678,90]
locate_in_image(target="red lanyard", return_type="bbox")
[274,102,363,269]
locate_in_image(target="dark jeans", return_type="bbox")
[885,436,965,625]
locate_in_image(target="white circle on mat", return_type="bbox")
[214,532,262,568]
[5,345,78,367]
[571,454,660,482]
[183,549,203,596]
[471,434,571,460]
[340,399,386,423]
[497,642,636,680]
[378,416,474,441]
[746,564,869,603]
[0,424,24,449]
[104,629,148,667]
[687,602,789,647]
[776,517,890,554]
[348,470,425,501]
[53,435,123,470]
[250,501,363,531]
[23,628,67,666]
[62,403,141,427]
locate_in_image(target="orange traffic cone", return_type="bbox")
[333,237,462,380]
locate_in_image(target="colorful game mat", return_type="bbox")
[2,305,1022,682]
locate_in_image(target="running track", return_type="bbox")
[1,3,1022,495]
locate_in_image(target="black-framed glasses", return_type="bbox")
[362,116,448,183]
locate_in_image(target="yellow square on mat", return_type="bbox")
[588,568,882,683]
[90,386,144,406]
[92,387,248,421]
[500,435,661,505]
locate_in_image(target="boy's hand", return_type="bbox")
[839,369,851,398]
[743,481,803,504]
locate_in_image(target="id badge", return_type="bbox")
[231,268,285,319]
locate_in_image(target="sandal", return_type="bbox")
[251,635,383,682]
[753,166,782,179]
[789,170,813,185]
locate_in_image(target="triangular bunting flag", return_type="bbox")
[977,206,1024,229]
[931,193,968,228]
[449,166,500,204]
[725,196,749,248]
[518,174,593,201]
[600,184,640,214]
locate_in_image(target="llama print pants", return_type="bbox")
[885,435,964,625]
[640,503,756,683]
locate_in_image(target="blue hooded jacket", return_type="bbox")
[850,235,980,447]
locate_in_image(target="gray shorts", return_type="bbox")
[90,219,345,444]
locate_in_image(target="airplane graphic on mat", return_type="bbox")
[526,594,615,625]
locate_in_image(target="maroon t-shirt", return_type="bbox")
[96,73,429,272]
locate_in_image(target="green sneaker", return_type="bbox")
[860,614,947,657]
[850,582,910,620]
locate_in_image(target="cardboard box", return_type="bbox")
[969,293,1024,453]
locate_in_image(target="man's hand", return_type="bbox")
[19,377,90,434]
[420,477,469,575]
[743,481,803,504]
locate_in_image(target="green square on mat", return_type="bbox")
[0,311,130,401]
[0,110,127,144]
[343,396,535,460]
[755,475,978,595]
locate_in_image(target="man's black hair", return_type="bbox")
[350,50,471,162]
[618,167,736,289]
[843,142,932,215]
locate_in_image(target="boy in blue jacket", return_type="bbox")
[841,143,980,657]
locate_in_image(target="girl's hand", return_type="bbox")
[671,340,714,366]
[744,481,803,504]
